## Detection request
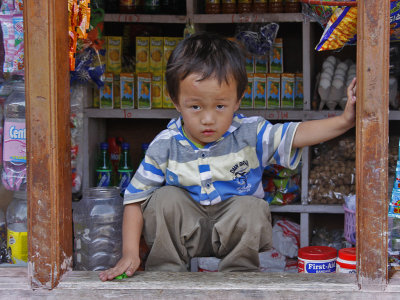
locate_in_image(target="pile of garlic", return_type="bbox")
[318,55,356,110]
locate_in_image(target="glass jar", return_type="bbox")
[222,0,236,14]
[119,0,137,13]
[285,0,301,13]
[268,0,283,13]
[205,0,221,14]
[237,0,252,14]
[253,0,267,13]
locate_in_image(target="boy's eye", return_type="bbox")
[216,105,225,109]
[191,105,201,110]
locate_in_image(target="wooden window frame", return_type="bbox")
[23,0,390,289]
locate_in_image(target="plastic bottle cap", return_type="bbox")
[338,247,356,261]
[100,142,108,150]
[298,246,337,260]
[122,142,130,150]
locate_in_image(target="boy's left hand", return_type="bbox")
[342,77,357,127]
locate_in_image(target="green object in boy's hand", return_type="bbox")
[114,272,128,280]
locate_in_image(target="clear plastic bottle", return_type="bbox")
[118,142,133,194]
[1,81,26,191]
[73,187,123,271]
[6,191,28,265]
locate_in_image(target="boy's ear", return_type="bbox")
[173,101,181,112]
[234,94,244,111]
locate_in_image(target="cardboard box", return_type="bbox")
[151,72,163,108]
[163,72,175,108]
[163,37,182,71]
[270,38,283,74]
[150,37,164,73]
[267,73,280,109]
[120,73,135,109]
[281,73,295,109]
[255,56,268,73]
[106,36,122,75]
[294,73,304,110]
[245,55,255,74]
[100,73,114,109]
[137,73,152,109]
[241,73,254,109]
[253,73,267,109]
[136,37,150,73]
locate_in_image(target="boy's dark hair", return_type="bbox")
[165,32,248,104]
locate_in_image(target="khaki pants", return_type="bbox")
[141,186,272,272]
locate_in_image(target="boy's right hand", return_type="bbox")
[98,254,141,281]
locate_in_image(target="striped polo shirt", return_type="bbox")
[124,114,302,206]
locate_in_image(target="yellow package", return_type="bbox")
[100,73,114,109]
[267,73,280,109]
[136,37,150,73]
[294,73,303,110]
[280,73,295,109]
[150,37,164,73]
[151,72,163,108]
[7,228,28,264]
[163,72,175,108]
[163,37,182,71]
[137,73,152,109]
[254,73,267,109]
[106,36,122,74]
[120,73,135,109]
[241,73,253,109]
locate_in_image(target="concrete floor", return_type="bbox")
[2,267,400,299]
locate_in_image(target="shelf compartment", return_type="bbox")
[193,13,305,24]
[104,14,187,23]
[270,204,344,214]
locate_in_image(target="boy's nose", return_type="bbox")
[201,112,215,125]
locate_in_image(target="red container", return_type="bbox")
[336,247,356,273]
[298,246,337,273]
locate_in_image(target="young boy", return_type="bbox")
[99,33,356,281]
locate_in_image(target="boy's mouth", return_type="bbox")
[202,129,215,136]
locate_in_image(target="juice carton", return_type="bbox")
[270,38,283,74]
[114,75,121,109]
[93,87,100,108]
[120,73,135,109]
[267,73,280,109]
[106,36,122,75]
[163,72,175,108]
[294,73,304,110]
[150,37,164,73]
[163,37,182,71]
[151,72,163,108]
[253,73,267,109]
[100,73,114,109]
[241,73,254,109]
[137,73,152,109]
[136,37,150,73]
[280,73,295,109]
[245,55,255,74]
[255,55,268,73]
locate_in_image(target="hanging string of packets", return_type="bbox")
[390,139,400,218]
[69,0,91,71]
[302,0,400,51]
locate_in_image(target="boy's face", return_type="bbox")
[174,73,241,146]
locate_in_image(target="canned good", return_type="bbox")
[336,247,356,273]
[298,246,337,273]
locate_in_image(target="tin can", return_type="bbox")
[336,247,356,273]
[298,246,337,273]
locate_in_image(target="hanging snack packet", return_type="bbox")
[0,15,15,73]
[302,2,338,27]
[0,0,14,14]
[14,0,23,12]
[315,5,357,51]
[389,138,400,218]
[12,15,24,74]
